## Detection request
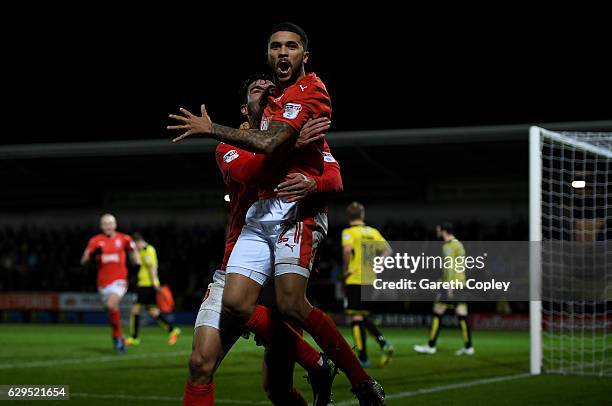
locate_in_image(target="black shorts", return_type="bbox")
[136,287,157,306]
[344,285,370,314]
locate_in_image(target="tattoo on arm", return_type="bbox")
[211,121,297,153]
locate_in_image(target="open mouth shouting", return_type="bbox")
[276,59,292,78]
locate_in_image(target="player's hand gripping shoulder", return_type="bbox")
[275,173,317,202]
[295,117,330,148]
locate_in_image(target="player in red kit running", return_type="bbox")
[170,23,384,406]
[183,73,340,406]
[81,213,141,353]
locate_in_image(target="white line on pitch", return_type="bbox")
[72,373,532,404]
[336,372,532,405]
[0,351,190,369]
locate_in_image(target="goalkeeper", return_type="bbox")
[414,222,474,356]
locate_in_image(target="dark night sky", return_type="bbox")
[4,6,610,146]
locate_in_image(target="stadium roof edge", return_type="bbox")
[1,120,611,159]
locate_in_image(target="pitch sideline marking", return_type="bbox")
[0,350,190,369]
[336,372,532,405]
[68,373,531,405]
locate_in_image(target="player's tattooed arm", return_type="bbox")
[168,105,297,154]
[210,121,297,154]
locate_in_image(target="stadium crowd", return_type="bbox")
[0,219,527,311]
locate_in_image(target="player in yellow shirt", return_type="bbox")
[342,202,395,368]
[125,233,181,346]
[414,222,474,355]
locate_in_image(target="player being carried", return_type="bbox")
[81,213,141,353]
[182,72,342,406]
[169,22,385,406]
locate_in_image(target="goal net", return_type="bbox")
[530,127,611,376]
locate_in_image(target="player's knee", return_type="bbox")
[276,295,308,322]
[188,350,215,384]
[223,298,254,322]
[456,304,468,317]
[222,294,252,321]
[352,314,364,322]
[148,307,160,318]
[106,294,120,310]
[433,303,446,315]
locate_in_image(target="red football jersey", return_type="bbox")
[215,143,260,270]
[215,139,341,270]
[84,232,135,287]
[258,72,332,200]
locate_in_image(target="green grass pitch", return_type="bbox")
[0,324,610,405]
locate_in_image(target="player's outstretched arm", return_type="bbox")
[168,105,297,154]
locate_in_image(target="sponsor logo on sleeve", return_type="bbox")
[223,150,240,163]
[283,103,302,119]
[322,152,336,163]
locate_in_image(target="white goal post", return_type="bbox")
[529,126,612,376]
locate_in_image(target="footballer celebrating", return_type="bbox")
[183,73,341,406]
[170,22,385,406]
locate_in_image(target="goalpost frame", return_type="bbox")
[530,125,612,376]
[529,126,543,375]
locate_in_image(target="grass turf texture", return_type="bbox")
[0,324,609,405]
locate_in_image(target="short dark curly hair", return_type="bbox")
[268,22,308,50]
[239,72,273,104]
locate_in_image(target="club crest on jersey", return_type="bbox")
[283,103,302,119]
[223,150,239,163]
[322,152,336,162]
[115,239,121,248]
